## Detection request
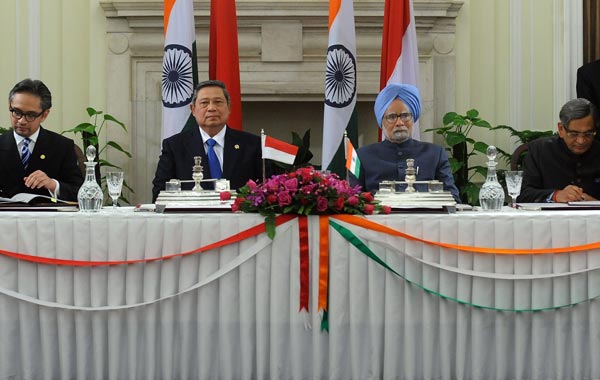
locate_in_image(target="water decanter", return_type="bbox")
[479,145,504,211]
[77,145,103,212]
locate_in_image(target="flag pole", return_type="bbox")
[261,128,266,182]
[343,130,348,181]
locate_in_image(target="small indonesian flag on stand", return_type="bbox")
[261,132,299,165]
[345,137,361,177]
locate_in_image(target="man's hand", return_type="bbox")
[554,185,587,202]
[23,170,57,193]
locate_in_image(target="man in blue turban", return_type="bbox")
[349,83,460,201]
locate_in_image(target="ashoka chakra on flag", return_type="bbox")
[162,44,194,108]
[324,44,357,108]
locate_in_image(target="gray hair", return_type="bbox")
[191,80,231,105]
[559,98,599,129]
[8,78,52,111]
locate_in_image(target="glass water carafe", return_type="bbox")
[479,145,504,211]
[77,145,103,212]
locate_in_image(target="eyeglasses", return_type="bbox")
[563,125,597,139]
[9,107,44,122]
[383,112,413,124]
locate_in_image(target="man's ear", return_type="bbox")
[39,108,51,123]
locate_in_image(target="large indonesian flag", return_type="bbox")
[161,0,198,140]
[380,0,420,139]
[209,0,243,130]
[321,0,358,174]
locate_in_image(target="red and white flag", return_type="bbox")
[380,0,420,139]
[161,0,198,139]
[209,0,243,130]
[262,134,299,165]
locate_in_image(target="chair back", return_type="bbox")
[74,144,86,177]
[510,143,529,171]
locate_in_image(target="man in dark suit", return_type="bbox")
[152,80,265,202]
[349,83,460,202]
[518,98,600,203]
[0,79,83,201]
[576,59,600,140]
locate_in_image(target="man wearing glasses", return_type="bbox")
[519,98,600,203]
[0,79,83,201]
[349,83,460,202]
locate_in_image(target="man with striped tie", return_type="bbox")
[0,79,83,201]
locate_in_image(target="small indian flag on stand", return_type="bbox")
[345,137,361,177]
[261,133,299,165]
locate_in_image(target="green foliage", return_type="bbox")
[0,126,10,135]
[491,124,555,144]
[426,109,511,205]
[63,107,134,203]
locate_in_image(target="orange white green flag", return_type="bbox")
[321,0,358,176]
[161,0,198,140]
[345,137,361,178]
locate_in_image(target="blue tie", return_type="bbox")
[206,138,222,179]
[21,138,31,169]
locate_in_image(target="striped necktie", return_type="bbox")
[206,138,222,179]
[21,138,31,169]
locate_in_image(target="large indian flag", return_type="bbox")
[380,0,420,139]
[321,0,358,176]
[161,0,198,140]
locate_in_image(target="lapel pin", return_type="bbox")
[234,144,240,150]
[40,154,46,160]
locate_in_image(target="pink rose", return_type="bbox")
[361,192,374,202]
[232,197,245,212]
[382,205,392,214]
[284,178,298,191]
[333,197,345,211]
[364,204,375,215]
[347,196,359,206]
[316,196,329,212]
[220,192,231,201]
[277,192,292,206]
[267,194,278,204]
[247,180,257,190]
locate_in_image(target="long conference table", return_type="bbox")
[0,208,600,379]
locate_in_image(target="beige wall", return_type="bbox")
[0,0,581,203]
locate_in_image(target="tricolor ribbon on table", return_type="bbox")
[2,215,600,315]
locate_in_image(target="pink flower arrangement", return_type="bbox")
[233,167,391,238]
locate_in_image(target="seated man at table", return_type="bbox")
[152,80,265,202]
[349,83,460,202]
[0,78,83,201]
[518,98,600,203]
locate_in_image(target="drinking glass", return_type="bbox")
[505,170,523,208]
[106,171,124,209]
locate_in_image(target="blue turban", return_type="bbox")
[374,83,421,127]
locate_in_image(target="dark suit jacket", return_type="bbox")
[0,127,84,201]
[576,59,600,140]
[518,135,600,202]
[152,126,266,202]
[349,139,460,202]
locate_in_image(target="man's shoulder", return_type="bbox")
[528,135,557,149]
[579,59,600,74]
[225,127,260,143]
[39,128,75,146]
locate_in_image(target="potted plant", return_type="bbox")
[426,109,511,205]
[63,107,134,203]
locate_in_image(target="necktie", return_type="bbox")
[21,138,31,169]
[206,138,222,179]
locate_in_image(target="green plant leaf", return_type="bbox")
[265,215,276,239]
[104,141,132,157]
[473,141,489,154]
[86,107,101,117]
[473,119,492,129]
[466,109,479,119]
[442,112,458,125]
[104,114,127,131]
[445,131,466,146]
